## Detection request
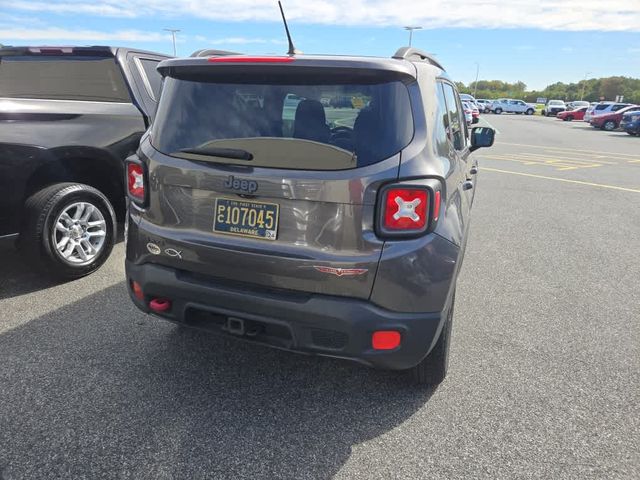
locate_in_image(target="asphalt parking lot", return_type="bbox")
[1,114,638,479]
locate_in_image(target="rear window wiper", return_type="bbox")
[179,146,253,161]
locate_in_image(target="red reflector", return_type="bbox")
[127,163,145,200]
[208,56,295,63]
[131,281,144,300]
[433,190,441,221]
[149,298,171,313]
[372,331,401,350]
[383,188,428,230]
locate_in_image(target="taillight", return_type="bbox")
[376,182,441,238]
[126,161,146,203]
[383,188,428,230]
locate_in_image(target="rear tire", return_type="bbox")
[495,108,502,114]
[526,108,534,115]
[411,293,455,386]
[603,120,617,131]
[18,183,116,279]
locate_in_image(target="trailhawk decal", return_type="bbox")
[313,266,368,277]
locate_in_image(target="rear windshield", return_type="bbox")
[0,55,131,102]
[151,73,414,170]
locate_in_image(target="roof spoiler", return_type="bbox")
[190,49,242,58]
[393,47,444,71]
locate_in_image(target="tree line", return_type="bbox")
[456,77,640,104]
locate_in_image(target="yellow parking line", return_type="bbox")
[483,154,600,171]
[482,167,640,193]
[498,142,640,160]
[508,154,603,168]
[509,151,616,165]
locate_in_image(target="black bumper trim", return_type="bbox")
[126,261,449,370]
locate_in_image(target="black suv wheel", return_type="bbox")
[18,183,116,279]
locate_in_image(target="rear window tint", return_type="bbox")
[138,59,162,101]
[595,104,610,111]
[151,74,414,170]
[0,56,131,102]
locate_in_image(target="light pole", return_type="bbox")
[404,26,423,47]
[163,28,180,56]
[473,62,480,99]
[580,71,592,101]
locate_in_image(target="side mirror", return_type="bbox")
[470,127,495,152]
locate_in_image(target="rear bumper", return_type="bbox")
[125,260,451,370]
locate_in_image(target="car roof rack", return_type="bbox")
[392,47,444,70]
[190,49,242,58]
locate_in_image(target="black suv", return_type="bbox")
[0,46,170,278]
[125,48,495,385]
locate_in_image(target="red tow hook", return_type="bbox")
[149,298,172,313]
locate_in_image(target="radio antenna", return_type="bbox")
[278,1,301,55]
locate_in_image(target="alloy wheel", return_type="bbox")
[52,201,107,266]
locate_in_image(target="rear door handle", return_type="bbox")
[462,181,474,191]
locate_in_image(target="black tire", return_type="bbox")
[603,120,617,131]
[495,108,502,114]
[411,293,455,386]
[566,116,574,121]
[18,183,116,279]
[526,108,534,115]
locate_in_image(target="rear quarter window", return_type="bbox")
[0,56,131,102]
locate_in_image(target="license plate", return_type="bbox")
[214,198,279,240]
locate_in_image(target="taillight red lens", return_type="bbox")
[127,163,145,200]
[372,331,401,350]
[433,190,441,222]
[383,188,428,230]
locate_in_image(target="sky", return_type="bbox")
[0,0,639,91]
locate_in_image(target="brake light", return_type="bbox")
[208,56,295,63]
[127,163,145,201]
[383,188,428,230]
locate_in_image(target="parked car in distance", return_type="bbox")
[459,93,477,104]
[125,48,495,386]
[557,106,588,121]
[566,100,590,110]
[461,101,474,125]
[584,102,631,122]
[491,98,536,115]
[620,110,640,135]
[589,105,640,131]
[0,45,170,278]
[542,100,566,116]
[476,99,492,113]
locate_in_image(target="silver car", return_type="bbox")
[124,48,495,385]
[491,99,536,115]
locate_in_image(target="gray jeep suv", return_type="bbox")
[124,47,495,385]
